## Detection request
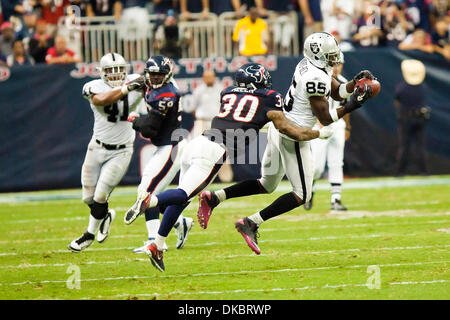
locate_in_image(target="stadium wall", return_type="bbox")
[0,48,449,192]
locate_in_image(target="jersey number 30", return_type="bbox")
[104,97,129,123]
[217,94,260,123]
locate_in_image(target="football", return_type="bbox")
[356,78,381,98]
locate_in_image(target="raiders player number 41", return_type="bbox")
[68,53,145,252]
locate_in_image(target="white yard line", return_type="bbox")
[1,260,448,287]
[78,279,450,299]
[1,219,448,244]
[0,232,427,255]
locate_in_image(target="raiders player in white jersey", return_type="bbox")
[68,52,145,252]
[306,52,351,211]
[196,32,376,255]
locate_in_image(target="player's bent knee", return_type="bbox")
[258,178,276,194]
[82,186,95,205]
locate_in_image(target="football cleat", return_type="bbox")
[234,217,261,255]
[197,191,220,229]
[97,209,116,243]
[331,199,347,211]
[174,217,194,249]
[68,231,95,252]
[304,192,314,211]
[146,243,165,272]
[124,192,150,225]
[132,239,168,253]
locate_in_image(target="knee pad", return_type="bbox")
[90,201,108,220]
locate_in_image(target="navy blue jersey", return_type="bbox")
[204,85,283,156]
[145,82,181,146]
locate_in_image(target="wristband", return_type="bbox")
[121,85,129,95]
[329,107,339,122]
[339,83,352,99]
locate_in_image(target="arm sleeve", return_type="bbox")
[82,81,107,100]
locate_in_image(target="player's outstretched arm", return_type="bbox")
[267,110,331,141]
[91,76,145,107]
[310,82,372,126]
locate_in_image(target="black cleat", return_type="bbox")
[146,243,165,272]
[331,199,347,211]
[234,217,261,255]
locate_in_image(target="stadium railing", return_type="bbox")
[57,11,299,61]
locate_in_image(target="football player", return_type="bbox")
[124,56,193,252]
[134,63,333,271]
[68,52,146,252]
[198,32,375,255]
[306,52,351,211]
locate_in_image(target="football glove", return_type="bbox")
[343,84,373,113]
[352,70,376,83]
[318,126,333,139]
[121,76,145,95]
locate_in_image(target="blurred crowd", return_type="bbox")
[0,0,449,67]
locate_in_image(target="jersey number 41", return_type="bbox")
[104,97,129,123]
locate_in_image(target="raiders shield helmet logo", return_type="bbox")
[310,42,320,54]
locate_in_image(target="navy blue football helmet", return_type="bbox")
[234,63,272,90]
[145,55,174,89]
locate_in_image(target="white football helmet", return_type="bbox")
[98,53,128,87]
[303,32,341,70]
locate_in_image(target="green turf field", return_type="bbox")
[0,176,449,300]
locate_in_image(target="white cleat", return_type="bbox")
[132,239,168,253]
[97,209,116,243]
[124,192,150,225]
[174,217,194,249]
[68,232,95,252]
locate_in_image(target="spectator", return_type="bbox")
[45,35,81,64]
[430,0,450,25]
[0,0,27,22]
[154,12,190,59]
[179,0,210,20]
[86,0,122,19]
[299,0,323,39]
[15,12,37,45]
[398,28,434,53]
[353,0,385,47]
[432,18,450,59]
[403,0,433,31]
[6,39,34,66]
[152,0,179,15]
[0,22,15,58]
[232,6,268,56]
[266,0,295,56]
[119,0,149,41]
[395,59,430,175]
[40,0,70,36]
[382,2,415,47]
[209,0,241,16]
[321,0,355,41]
[29,19,54,63]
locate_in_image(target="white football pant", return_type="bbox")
[259,123,314,202]
[81,139,133,204]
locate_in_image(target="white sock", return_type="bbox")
[331,184,342,203]
[175,214,184,228]
[248,212,264,226]
[215,189,226,202]
[155,234,167,251]
[146,219,160,240]
[87,214,102,235]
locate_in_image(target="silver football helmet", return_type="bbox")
[303,32,341,70]
[98,52,128,87]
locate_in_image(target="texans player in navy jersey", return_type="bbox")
[123,56,193,253]
[137,63,333,271]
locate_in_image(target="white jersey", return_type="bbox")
[284,58,332,129]
[82,74,145,145]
